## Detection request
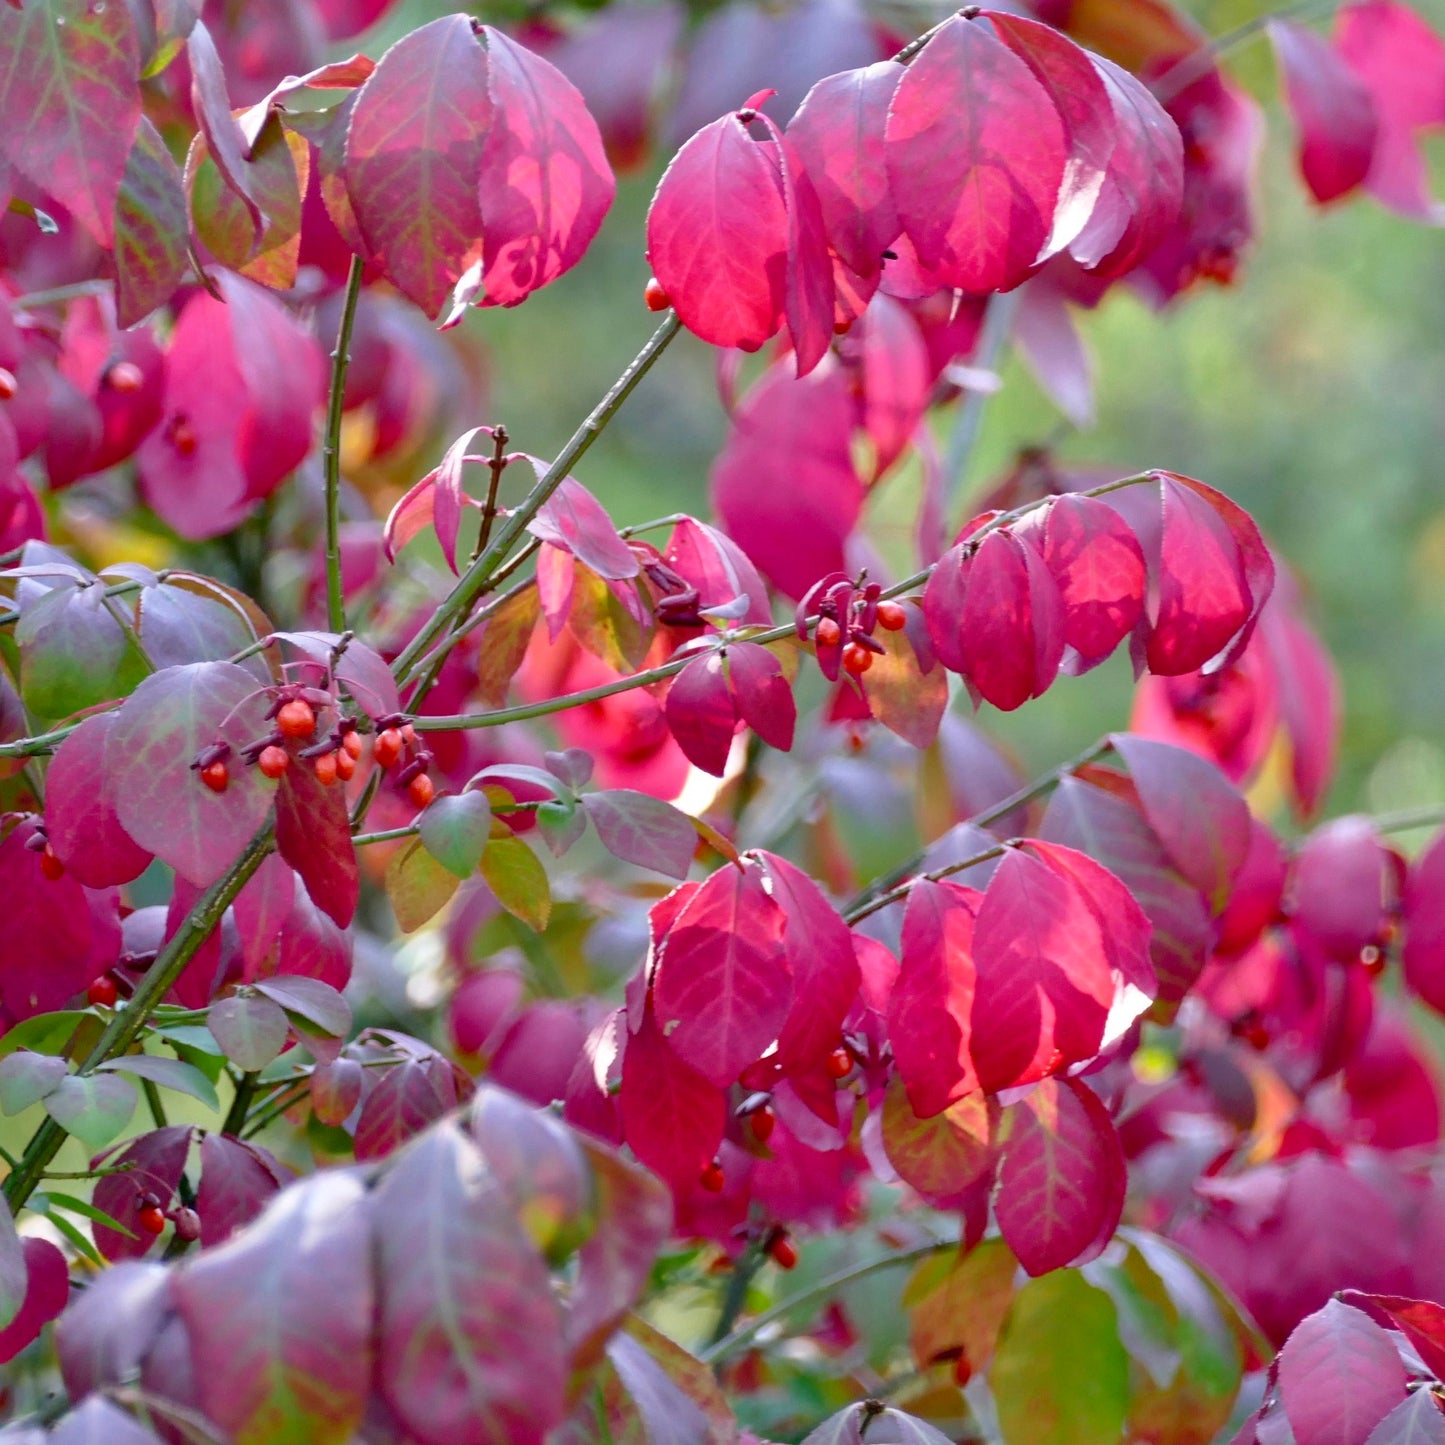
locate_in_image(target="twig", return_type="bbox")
[323,256,365,634]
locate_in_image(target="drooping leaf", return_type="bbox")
[1292,815,1396,962]
[881,1076,998,1205]
[114,117,189,325]
[904,1236,1017,1377]
[275,745,359,927]
[386,836,462,932]
[208,993,289,1072]
[45,711,152,888]
[174,1169,372,1445]
[0,1238,68,1365]
[372,1120,568,1445]
[726,642,796,754]
[354,1057,457,1162]
[186,20,262,243]
[583,790,696,881]
[0,1052,68,1116]
[252,976,350,1039]
[1277,1298,1407,1445]
[1041,493,1146,671]
[15,578,146,718]
[95,1055,218,1111]
[1362,1391,1445,1445]
[0,1197,27,1333]
[860,607,949,748]
[665,651,735,779]
[197,1134,289,1247]
[49,1397,162,1445]
[479,835,552,931]
[311,1057,363,1127]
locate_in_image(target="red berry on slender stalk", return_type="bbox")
[137,1205,166,1236]
[39,845,64,880]
[751,1105,776,1143]
[87,976,118,1009]
[276,699,316,739]
[768,1232,798,1270]
[314,752,339,787]
[644,277,671,312]
[374,728,403,769]
[841,642,873,676]
[876,601,907,631]
[258,745,289,779]
[341,729,364,760]
[826,1047,854,1080]
[408,773,435,809]
[200,760,229,793]
[335,747,357,782]
[815,617,841,649]
[699,1160,725,1192]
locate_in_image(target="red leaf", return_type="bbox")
[853,292,930,480]
[1271,21,1379,204]
[233,851,296,977]
[1337,0,1445,220]
[1404,831,1445,1015]
[344,16,492,317]
[880,1076,998,1206]
[1110,733,1251,911]
[617,1006,726,1190]
[1041,492,1146,670]
[196,1134,288,1247]
[583,790,697,881]
[275,749,360,928]
[726,642,795,753]
[971,846,1117,1092]
[786,62,902,279]
[354,1058,455,1161]
[995,1076,1124,1275]
[0,1239,68,1365]
[1070,58,1183,277]
[186,21,263,245]
[0,0,142,245]
[662,517,771,626]
[114,118,189,326]
[646,110,787,352]
[886,15,1066,293]
[528,474,639,581]
[1343,1292,1445,1382]
[887,879,981,1118]
[664,651,736,778]
[92,1126,192,1262]
[1292,815,1397,961]
[1277,1298,1407,1445]
[651,859,791,1086]
[471,26,615,309]
[710,359,863,600]
[44,711,152,888]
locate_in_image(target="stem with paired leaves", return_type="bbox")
[323,256,365,635]
[390,312,682,684]
[3,825,275,1213]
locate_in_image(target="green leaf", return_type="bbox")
[385,836,461,932]
[35,1205,107,1267]
[43,1072,138,1150]
[15,581,148,719]
[0,1051,68,1114]
[480,835,552,931]
[0,1010,95,1059]
[991,1270,1130,1445]
[37,1189,138,1240]
[904,1237,1017,1378]
[417,791,492,879]
[95,1053,221,1112]
[208,993,289,1072]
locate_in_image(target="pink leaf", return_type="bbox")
[196,1134,289,1247]
[233,851,297,977]
[726,642,795,753]
[665,651,736,778]
[886,15,1066,293]
[91,1127,192,1263]
[582,790,697,881]
[0,1239,68,1365]
[1041,492,1145,669]
[1277,1299,1407,1445]
[528,474,639,581]
[1292,815,1397,961]
[995,1076,1125,1275]
[651,859,791,1085]
[1271,20,1379,203]
[354,1058,456,1161]
[662,517,771,626]
[275,747,360,928]
[187,21,263,245]
[853,292,931,480]
[44,711,152,888]
[1404,831,1445,1015]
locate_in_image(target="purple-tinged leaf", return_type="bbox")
[0,0,142,245]
[418,792,493,879]
[727,642,795,753]
[311,1057,362,1126]
[471,27,616,309]
[15,577,145,717]
[108,662,275,888]
[528,476,639,581]
[138,579,257,672]
[663,517,771,627]
[175,1169,372,1445]
[0,1197,25,1332]
[114,117,188,326]
[0,1052,67,1115]
[186,21,262,243]
[234,853,296,977]
[1363,1390,1445,1445]
[0,1239,68,1364]
[91,1126,192,1262]
[196,1134,289,1247]
[600,1318,729,1445]
[53,1261,170,1398]
[1293,815,1397,962]
[50,1397,162,1445]
[43,1072,137,1150]
[354,1058,456,1162]
[270,885,352,991]
[252,976,350,1039]
[344,16,492,317]
[583,790,696,881]
[275,745,359,927]
[854,292,930,480]
[665,652,736,778]
[208,993,289,1072]
[881,1076,998,1206]
[651,860,791,1086]
[372,1120,567,1445]
[1277,1299,1407,1445]
[995,1076,1125,1275]
[1041,493,1146,670]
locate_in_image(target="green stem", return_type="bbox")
[9,278,113,310]
[845,842,1012,924]
[3,825,274,1213]
[221,1071,260,1137]
[708,1243,766,1349]
[241,1081,310,1139]
[142,1079,169,1130]
[324,256,365,635]
[1150,0,1335,102]
[391,313,683,684]
[942,287,1021,512]
[892,7,969,64]
[1369,803,1445,836]
[700,1239,955,1366]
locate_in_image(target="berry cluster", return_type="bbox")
[795,573,908,680]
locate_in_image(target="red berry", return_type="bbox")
[172,1206,201,1242]
[200,760,229,793]
[833,318,854,336]
[313,751,339,786]
[953,1354,973,1387]
[699,1160,725,1193]
[876,601,907,631]
[374,728,403,769]
[39,844,64,881]
[750,1105,776,1144]
[87,976,118,1009]
[768,1233,798,1270]
[105,361,144,393]
[341,729,364,760]
[335,747,357,782]
[841,642,872,676]
[169,417,197,456]
[408,773,435,809]
[815,617,841,649]
[137,1204,166,1236]
[0,368,15,400]
[276,699,316,739]
[826,1047,854,1080]
[401,723,418,748]
[257,745,289,779]
[1242,1021,1270,1051]
[644,277,671,312]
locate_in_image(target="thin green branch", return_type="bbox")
[708,1241,767,1349]
[700,1238,955,1366]
[1369,803,1445,837]
[391,313,683,684]
[942,287,1021,511]
[323,256,365,635]
[3,825,275,1213]
[473,424,510,564]
[845,841,1012,924]
[1150,0,1335,102]
[221,1071,261,1137]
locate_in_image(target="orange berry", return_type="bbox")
[826,1047,854,1080]
[876,601,907,631]
[374,728,403,769]
[401,723,418,748]
[768,1233,798,1270]
[39,844,64,881]
[335,747,356,782]
[200,760,229,793]
[276,699,316,739]
[408,773,435,809]
[341,729,363,760]
[0,368,17,400]
[313,751,339,786]
[815,617,841,649]
[257,745,289,779]
[841,643,872,677]
[86,976,118,1009]
[137,1205,166,1236]
[105,361,144,393]
[699,1160,725,1192]
[750,1106,776,1144]
[644,277,671,312]
[953,1354,973,1387]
